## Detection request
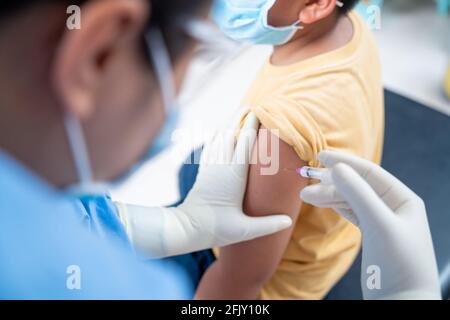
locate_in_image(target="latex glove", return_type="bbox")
[300,150,441,300]
[117,112,292,258]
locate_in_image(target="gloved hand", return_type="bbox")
[117,112,292,258]
[300,150,441,300]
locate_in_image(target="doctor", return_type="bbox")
[0,0,291,298]
[301,151,442,300]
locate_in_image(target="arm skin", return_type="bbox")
[195,126,309,299]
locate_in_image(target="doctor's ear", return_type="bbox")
[52,0,150,119]
[299,0,338,24]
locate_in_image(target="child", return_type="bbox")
[196,0,384,299]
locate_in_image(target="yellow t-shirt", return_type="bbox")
[238,12,385,299]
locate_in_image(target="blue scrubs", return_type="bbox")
[0,151,191,299]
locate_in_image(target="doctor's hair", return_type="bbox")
[0,0,210,60]
[339,0,360,13]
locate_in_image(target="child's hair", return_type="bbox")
[339,0,360,13]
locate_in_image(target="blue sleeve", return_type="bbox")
[0,202,192,299]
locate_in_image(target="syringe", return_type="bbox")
[296,167,333,184]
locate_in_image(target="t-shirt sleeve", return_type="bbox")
[242,94,328,168]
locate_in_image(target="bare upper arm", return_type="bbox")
[218,125,309,285]
[244,126,308,218]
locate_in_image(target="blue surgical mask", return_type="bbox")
[212,0,303,45]
[64,27,179,197]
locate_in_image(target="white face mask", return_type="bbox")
[64,27,178,197]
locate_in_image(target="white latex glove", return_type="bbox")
[300,151,441,300]
[117,112,292,258]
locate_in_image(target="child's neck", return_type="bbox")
[271,11,354,66]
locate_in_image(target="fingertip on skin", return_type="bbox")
[251,215,293,237]
[279,215,293,229]
[266,214,293,230]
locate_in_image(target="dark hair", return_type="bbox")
[0,1,207,19]
[339,0,359,13]
[0,0,209,59]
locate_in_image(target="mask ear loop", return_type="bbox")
[293,20,304,30]
[64,113,110,238]
[261,2,304,38]
[145,28,177,114]
[64,113,110,196]
[64,113,94,191]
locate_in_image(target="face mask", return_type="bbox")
[64,27,179,196]
[212,0,303,45]
[143,28,180,161]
